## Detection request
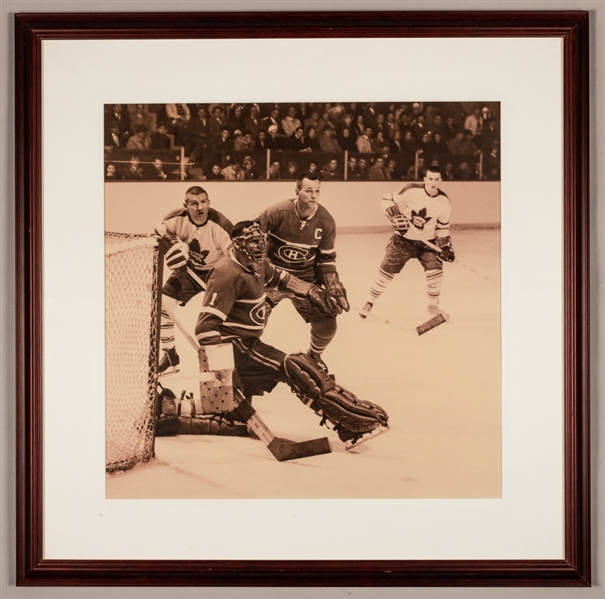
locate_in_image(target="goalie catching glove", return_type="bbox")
[319,272,350,313]
[164,241,189,270]
[283,353,389,440]
[277,270,340,318]
[436,236,455,262]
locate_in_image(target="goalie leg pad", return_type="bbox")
[283,353,389,434]
[156,414,248,437]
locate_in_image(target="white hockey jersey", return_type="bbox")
[381,183,452,243]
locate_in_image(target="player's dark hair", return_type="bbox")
[231,220,263,240]
[185,186,208,197]
[296,171,321,189]
[425,165,443,177]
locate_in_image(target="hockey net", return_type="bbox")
[105,233,162,473]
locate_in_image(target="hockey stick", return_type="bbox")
[355,303,446,336]
[162,300,332,462]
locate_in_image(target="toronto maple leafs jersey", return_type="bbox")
[153,207,233,275]
[255,199,337,283]
[195,252,281,343]
[381,184,452,242]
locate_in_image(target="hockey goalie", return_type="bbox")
[157,220,389,451]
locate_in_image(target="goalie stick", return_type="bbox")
[161,301,332,462]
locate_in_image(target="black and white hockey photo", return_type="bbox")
[104,101,501,499]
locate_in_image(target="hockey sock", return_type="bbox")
[160,308,176,351]
[368,268,394,303]
[425,268,443,306]
[309,318,337,357]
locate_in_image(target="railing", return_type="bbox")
[104,148,495,182]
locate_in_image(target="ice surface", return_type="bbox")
[107,229,501,499]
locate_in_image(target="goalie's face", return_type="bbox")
[233,225,266,264]
[185,193,210,225]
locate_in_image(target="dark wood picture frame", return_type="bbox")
[15,11,590,587]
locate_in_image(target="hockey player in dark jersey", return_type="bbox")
[194,221,389,448]
[255,172,349,372]
[360,165,455,320]
[153,186,233,373]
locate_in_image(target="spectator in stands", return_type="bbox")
[464,107,482,138]
[212,127,234,160]
[384,158,400,181]
[412,114,428,141]
[269,160,282,180]
[151,158,169,181]
[442,116,457,141]
[245,105,262,138]
[228,104,246,133]
[385,112,399,140]
[284,161,299,180]
[105,104,130,140]
[305,126,321,152]
[426,131,447,166]
[150,122,172,151]
[456,161,474,180]
[206,163,225,180]
[477,117,499,154]
[129,104,155,135]
[321,157,341,181]
[221,160,244,181]
[447,129,478,160]
[242,156,261,180]
[105,163,117,180]
[239,132,256,152]
[281,105,302,137]
[165,103,191,146]
[443,162,455,181]
[288,126,308,151]
[127,126,151,151]
[256,129,270,151]
[374,112,387,139]
[357,157,369,180]
[362,102,379,132]
[404,156,426,181]
[319,126,342,154]
[368,156,387,181]
[375,131,391,155]
[353,114,366,138]
[265,125,284,150]
[346,155,361,180]
[303,109,321,136]
[484,141,500,180]
[187,107,211,160]
[338,127,358,153]
[262,106,282,133]
[122,156,144,180]
[232,130,246,152]
[209,105,226,140]
[356,126,375,154]
[307,161,319,176]
[104,120,126,151]
[389,129,404,154]
[337,113,355,139]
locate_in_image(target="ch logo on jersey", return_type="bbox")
[277,245,309,263]
[250,302,268,326]
[410,208,432,230]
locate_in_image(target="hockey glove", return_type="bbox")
[390,214,410,233]
[436,237,455,262]
[320,272,350,312]
[165,242,188,270]
[306,285,341,318]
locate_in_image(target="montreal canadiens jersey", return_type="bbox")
[382,184,452,242]
[195,253,281,343]
[153,207,233,274]
[255,199,337,282]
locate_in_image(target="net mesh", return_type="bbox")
[105,233,160,473]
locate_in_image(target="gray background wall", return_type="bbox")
[1,1,601,599]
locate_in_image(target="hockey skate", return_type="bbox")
[158,347,180,375]
[427,304,450,322]
[338,425,390,451]
[359,301,373,319]
[308,350,329,374]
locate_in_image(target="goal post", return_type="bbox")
[105,233,163,473]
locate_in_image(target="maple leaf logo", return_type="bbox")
[188,239,210,268]
[410,208,431,230]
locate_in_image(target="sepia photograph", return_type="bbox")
[104,100,502,500]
